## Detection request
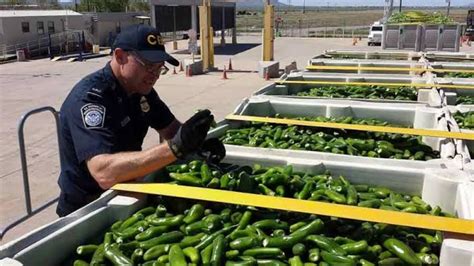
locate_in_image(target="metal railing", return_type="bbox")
[0,106,61,240]
[0,30,94,59]
[236,25,370,38]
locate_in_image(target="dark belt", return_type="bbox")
[56,191,99,217]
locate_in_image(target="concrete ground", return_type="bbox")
[0,36,473,245]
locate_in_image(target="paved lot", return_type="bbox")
[0,36,473,244]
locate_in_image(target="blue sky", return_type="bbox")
[279,0,471,6]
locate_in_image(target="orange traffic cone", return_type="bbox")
[179,61,184,72]
[172,67,177,74]
[228,58,233,71]
[222,65,228,79]
[264,69,270,81]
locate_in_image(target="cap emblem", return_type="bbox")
[147,34,164,46]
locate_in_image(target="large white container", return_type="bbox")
[253,72,442,107]
[208,96,465,169]
[0,153,471,265]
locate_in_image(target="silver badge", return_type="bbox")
[81,103,106,129]
[140,96,150,113]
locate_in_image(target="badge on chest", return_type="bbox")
[140,96,150,113]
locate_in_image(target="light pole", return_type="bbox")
[446,0,451,17]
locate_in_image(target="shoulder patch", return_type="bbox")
[81,103,106,129]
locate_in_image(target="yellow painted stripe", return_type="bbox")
[306,65,474,74]
[112,183,474,234]
[225,115,474,141]
[276,80,474,90]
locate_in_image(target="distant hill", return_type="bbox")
[237,0,287,9]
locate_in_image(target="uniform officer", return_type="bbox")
[57,24,224,216]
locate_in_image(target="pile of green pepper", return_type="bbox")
[453,111,474,130]
[387,11,454,24]
[164,161,452,218]
[456,96,474,105]
[73,202,443,266]
[294,85,418,101]
[220,115,439,160]
[442,72,474,78]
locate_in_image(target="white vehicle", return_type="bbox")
[368,22,384,46]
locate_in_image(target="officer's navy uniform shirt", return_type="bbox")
[58,62,175,203]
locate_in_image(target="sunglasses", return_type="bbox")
[129,51,169,76]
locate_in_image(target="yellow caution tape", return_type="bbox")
[306,65,474,74]
[112,183,474,234]
[276,80,474,90]
[225,114,474,141]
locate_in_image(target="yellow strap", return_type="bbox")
[112,183,474,234]
[225,114,474,141]
[306,65,474,74]
[276,80,474,90]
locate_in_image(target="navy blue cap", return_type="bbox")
[113,24,179,66]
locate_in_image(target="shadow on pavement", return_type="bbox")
[214,43,261,55]
[172,43,261,56]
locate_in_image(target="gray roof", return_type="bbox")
[0,10,82,18]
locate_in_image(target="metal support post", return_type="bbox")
[232,4,237,44]
[221,6,226,46]
[77,32,83,61]
[199,0,214,71]
[262,1,274,61]
[48,33,53,59]
[173,6,178,50]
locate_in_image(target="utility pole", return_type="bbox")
[302,0,305,14]
[446,0,451,17]
[383,0,394,23]
[398,0,402,13]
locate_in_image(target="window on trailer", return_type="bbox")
[37,21,44,34]
[48,21,55,33]
[371,26,383,31]
[22,22,30,33]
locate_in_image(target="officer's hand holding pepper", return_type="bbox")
[168,109,215,159]
[200,138,226,164]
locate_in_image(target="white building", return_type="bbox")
[82,12,149,46]
[0,10,84,48]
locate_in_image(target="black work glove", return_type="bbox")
[168,109,214,159]
[199,138,226,164]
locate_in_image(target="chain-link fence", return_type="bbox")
[235,8,467,39]
[236,15,370,38]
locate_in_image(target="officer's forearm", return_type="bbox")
[86,142,177,189]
